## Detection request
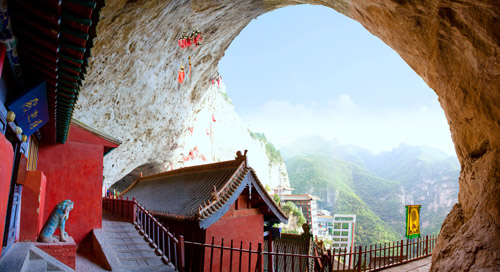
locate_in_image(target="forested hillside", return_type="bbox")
[284,137,460,246]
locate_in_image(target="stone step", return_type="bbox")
[103,226,138,231]
[106,238,147,244]
[111,244,153,251]
[109,241,153,247]
[118,255,163,261]
[119,258,167,268]
[105,233,140,237]
[124,266,174,272]
[104,229,139,234]
[102,224,137,228]
[115,250,159,258]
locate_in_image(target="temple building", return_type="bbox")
[0,1,120,269]
[122,152,288,271]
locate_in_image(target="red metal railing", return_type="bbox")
[103,197,438,272]
[180,234,438,272]
[103,197,185,271]
[183,237,264,272]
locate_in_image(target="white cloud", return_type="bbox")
[327,94,357,111]
[243,95,455,155]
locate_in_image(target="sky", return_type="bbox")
[218,5,456,156]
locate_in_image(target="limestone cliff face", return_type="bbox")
[106,77,291,192]
[74,0,500,270]
[160,79,291,190]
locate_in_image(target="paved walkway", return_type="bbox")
[380,256,432,272]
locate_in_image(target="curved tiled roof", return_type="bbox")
[122,153,288,228]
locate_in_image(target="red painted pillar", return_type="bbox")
[20,171,47,241]
[0,134,14,256]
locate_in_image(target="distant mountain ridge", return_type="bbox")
[283,136,459,245]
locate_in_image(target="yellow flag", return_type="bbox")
[406,205,421,239]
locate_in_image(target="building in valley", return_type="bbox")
[331,214,356,251]
[316,215,334,237]
[280,194,319,236]
[272,184,294,197]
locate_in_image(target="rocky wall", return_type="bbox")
[74,0,500,270]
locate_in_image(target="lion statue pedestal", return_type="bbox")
[34,236,77,269]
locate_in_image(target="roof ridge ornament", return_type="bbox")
[235,150,248,166]
[211,185,219,201]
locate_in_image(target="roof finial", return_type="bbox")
[211,185,219,201]
[195,206,202,221]
[235,150,248,166]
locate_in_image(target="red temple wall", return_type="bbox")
[203,206,264,271]
[37,125,108,245]
[19,171,47,242]
[0,134,14,256]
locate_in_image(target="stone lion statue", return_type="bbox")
[38,200,74,243]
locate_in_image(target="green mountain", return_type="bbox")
[363,144,460,235]
[286,155,403,245]
[284,137,460,246]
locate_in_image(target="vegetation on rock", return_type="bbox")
[249,131,283,163]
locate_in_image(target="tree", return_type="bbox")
[273,194,281,204]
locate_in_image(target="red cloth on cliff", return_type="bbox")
[178,70,185,83]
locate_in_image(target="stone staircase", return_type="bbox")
[92,212,175,271]
[0,243,73,272]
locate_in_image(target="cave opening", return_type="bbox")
[73,1,500,270]
[216,3,458,249]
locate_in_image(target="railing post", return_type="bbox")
[117,197,121,217]
[132,197,137,223]
[267,235,273,272]
[357,246,362,272]
[177,235,185,272]
[399,240,404,263]
[425,235,429,255]
[406,239,409,261]
[119,196,123,217]
[328,249,333,272]
[257,243,263,272]
[125,197,129,220]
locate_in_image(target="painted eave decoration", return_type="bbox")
[122,152,288,229]
[8,0,105,143]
